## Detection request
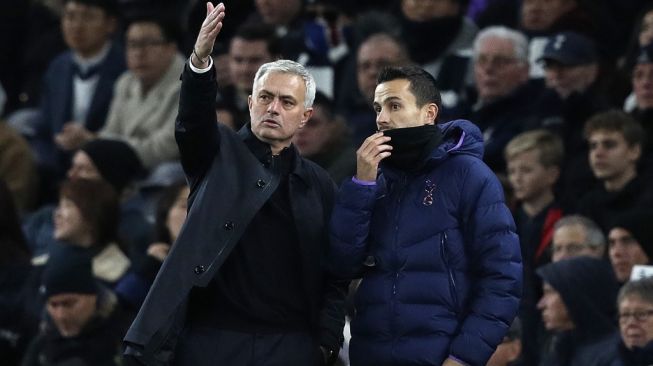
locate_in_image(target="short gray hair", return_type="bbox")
[554,215,606,250]
[618,277,653,306]
[252,59,316,109]
[473,26,529,63]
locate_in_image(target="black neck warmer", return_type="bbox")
[383,124,443,172]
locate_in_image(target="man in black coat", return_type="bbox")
[123,3,347,366]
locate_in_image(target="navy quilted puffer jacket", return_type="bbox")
[329,120,522,366]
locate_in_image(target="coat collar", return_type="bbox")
[237,124,311,185]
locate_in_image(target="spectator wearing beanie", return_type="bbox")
[21,245,127,366]
[75,138,144,195]
[608,210,653,283]
[74,140,144,187]
[24,139,151,261]
[536,256,620,366]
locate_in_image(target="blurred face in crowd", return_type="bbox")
[401,0,459,22]
[229,38,274,94]
[609,228,649,282]
[293,104,334,157]
[249,72,313,153]
[543,61,598,99]
[639,10,653,47]
[619,294,653,349]
[357,36,407,102]
[213,53,232,90]
[537,282,574,332]
[552,224,602,262]
[633,63,653,110]
[166,186,190,243]
[486,336,522,366]
[374,79,438,131]
[474,36,529,103]
[67,151,102,181]
[521,0,576,32]
[588,130,640,188]
[47,293,97,337]
[507,149,558,204]
[61,1,116,58]
[126,21,177,91]
[255,0,302,26]
[216,109,237,130]
[54,197,92,246]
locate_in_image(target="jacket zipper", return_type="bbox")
[391,175,407,336]
[440,232,459,314]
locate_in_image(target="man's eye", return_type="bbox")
[391,103,400,110]
[603,141,618,149]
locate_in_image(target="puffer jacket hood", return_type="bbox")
[432,119,485,161]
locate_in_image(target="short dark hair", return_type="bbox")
[64,0,119,17]
[377,66,442,110]
[312,91,335,121]
[233,22,282,57]
[125,14,181,45]
[583,109,645,147]
[59,179,119,246]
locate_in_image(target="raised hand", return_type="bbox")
[355,132,392,182]
[192,2,226,68]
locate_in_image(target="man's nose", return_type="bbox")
[267,98,281,114]
[49,305,65,320]
[376,108,388,125]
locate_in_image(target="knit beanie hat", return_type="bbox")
[609,210,653,260]
[80,139,144,193]
[42,245,97,298]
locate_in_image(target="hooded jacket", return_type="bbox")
[537,256,620,366]
[329,120,522,365]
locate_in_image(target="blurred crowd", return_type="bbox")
[1,0,653,365]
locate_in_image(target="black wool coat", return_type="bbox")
[123,63,348,365]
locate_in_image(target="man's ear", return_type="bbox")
[248,95,252,111]
[629,143,642,163]
[424,103,439,124]
[300,108,314,128]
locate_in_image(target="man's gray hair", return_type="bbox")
[618,277,653,306]
[252,59,316,109]
[554,215,606,249]
[473,26,529,63]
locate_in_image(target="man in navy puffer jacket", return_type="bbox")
[329,66,522,366]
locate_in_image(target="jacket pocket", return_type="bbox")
[439,232,460,314]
